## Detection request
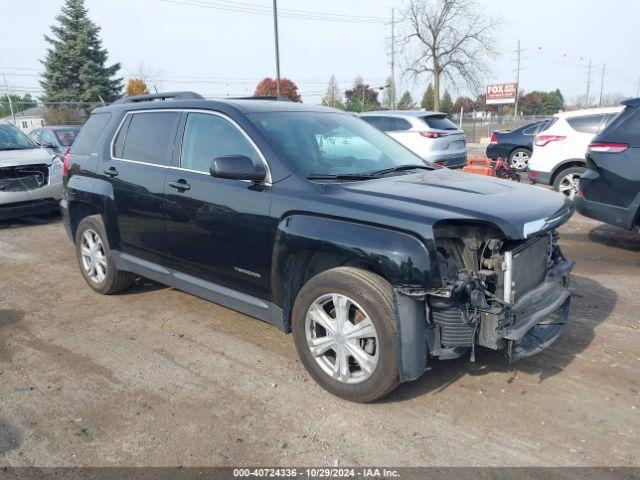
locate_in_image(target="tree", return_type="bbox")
[254,77,301,102]
[403,0,498,111]
[440,90,454,115]
[344,76,381,112]
[40,0,122,104]
[397,91,416,110]
[125,79,149,96]
[421,83,435,110]
[321,76,345,109]
[454,95,474,114]
[0,94,37,119]
[519,90,564,115]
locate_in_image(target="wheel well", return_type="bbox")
[550,160,585,185]
[68,201,100,241]
[280,251,380,333]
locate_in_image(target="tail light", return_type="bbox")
[420,131,448,139]
[435,161,445,167]
[534,135,566,147]
[62,149,71,176]
[529,171,539,179]
[490,133,497,144]
[588,142,629,153]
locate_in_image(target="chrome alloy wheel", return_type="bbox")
[305,293,379,384]
[80,229,107,284]
[510,150,530,170]
[558,172,581,200]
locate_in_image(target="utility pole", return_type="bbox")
[636,76,640,97]
[2,74,16,125]
[272,0,281,98]
[390,8,396,109]
[599,63,605,107]
[514,40,521,118]
[585,58,592,108]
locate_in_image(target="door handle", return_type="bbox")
[169,179,191,191]
[103,166,118,178]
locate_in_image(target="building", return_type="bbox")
[2,106,46,133]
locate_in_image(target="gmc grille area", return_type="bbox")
[0,164,50,192]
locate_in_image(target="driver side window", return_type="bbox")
[181,113,260,173]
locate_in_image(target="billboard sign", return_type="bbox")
[486,83,517,105]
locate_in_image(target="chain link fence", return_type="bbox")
[454,114,554,144]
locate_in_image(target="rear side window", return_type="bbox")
[539,118,557,132]
[421,115,457,130]
[71,113,111,155]
[523,121,547,135]
[117,111,180,166]
[567,114,606,134]
[599,106,640,146]
[362,116,411,132]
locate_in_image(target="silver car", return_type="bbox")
[0,121,63,220]
[360,111,467,168]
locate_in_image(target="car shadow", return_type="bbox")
[588,223,640,252]
[0,212,62,230]
[383,274,616,402]
[112,276,168,296]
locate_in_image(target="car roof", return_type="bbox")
[359,110,445,117]
[93,98,343,115]
[621,97,640,107]
[554,106,623,119]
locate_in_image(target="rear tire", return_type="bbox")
[552,166,584,200]
[75,215,134,295]
[292,267,400,402]
[509,148,531,171]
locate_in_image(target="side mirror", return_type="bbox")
[210,155,266,182]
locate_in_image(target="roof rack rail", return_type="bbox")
[112,91,204,105]
[228,96,291,102]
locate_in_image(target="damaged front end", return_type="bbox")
[404,222,573,364]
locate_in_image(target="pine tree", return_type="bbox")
[397,91,416,110]
[440,91,454,115]
[40,0,122,104]
[421,83,435,110]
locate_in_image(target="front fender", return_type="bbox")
[271,214,437,307]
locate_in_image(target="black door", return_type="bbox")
[165,111,272,300]
[105,110,181,264]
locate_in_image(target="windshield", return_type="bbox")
[0,124,37,150]
[54,128,80,146]
[250,111,430,177]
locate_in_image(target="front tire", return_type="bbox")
[75,215,134,294]
[509,148,531,171]
[292,267,400,402]
[553,166,584,200]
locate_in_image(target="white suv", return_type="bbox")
[528,106,622,198]
[360,111,467,168]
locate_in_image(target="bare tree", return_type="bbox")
[402,0,499,111]
[322,76,345,109]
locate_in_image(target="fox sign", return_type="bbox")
[486,83,518,105]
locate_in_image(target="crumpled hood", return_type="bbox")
[0,148,55,168]
[337,168,574,239]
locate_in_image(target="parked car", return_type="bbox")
[0,121,63,220]
[62,92,574,402]
[576,98,640,229]
[359,111,467,168]
[528,107,622,199]
[29,125,81,155]
[486,120,549,171]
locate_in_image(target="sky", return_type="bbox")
[1,0,639,106]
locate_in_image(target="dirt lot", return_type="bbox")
[0,211,639,467]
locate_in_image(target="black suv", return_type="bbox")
[576,98,640,229]
[62,92,574,402]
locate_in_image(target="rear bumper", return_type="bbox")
[0,198,61,221]
[528,170,552,185]
[575,195,636,230]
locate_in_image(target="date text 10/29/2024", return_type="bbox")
[233,468,401,478]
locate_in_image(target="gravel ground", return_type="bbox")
[0,209,639,467]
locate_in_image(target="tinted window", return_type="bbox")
[567,114,606,134]
[387,118,411,131]
[181,113,259,173]
[421,115,457,130]
[363,116,412,132]
[120,112,180,166]
[540,117,557,132]
[72,113,112,155]
[54,128,79,146]
[599,106,640,146]
[112,115,131,159]
[523,121,547,135]
[361,116,387,130]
